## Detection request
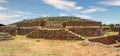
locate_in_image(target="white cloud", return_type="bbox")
[14,11,27,14]
[14,11,32,15]
[41,14,48,17]
[82,7,107,14]
[0,9,40,24]
[0,6,7,11]
[42,0,83,11]
[75,7,82,10]
[0,0,8,3]
[103,20,120,24]
[73,14,91,19]
[0,18,22,25]
[99,0,120,6]
[0,14,22,20]
[59,13,68,16]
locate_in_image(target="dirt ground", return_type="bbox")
[0,35,120,56]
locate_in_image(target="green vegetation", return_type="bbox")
[9,16,95,26]
[102,24,107,26]
[108,23,115,28]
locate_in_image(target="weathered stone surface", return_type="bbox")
[0,26,17,35]
[17,28,36,35]
[0,32,12,40]
[111,27,120,32]
[27,29,82,40]
[89,35,120,45]
[62,21,101,27]
[69,28,102,37]
[62,21,102,37]
[17,20,46,27]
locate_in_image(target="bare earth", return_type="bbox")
[0,36,120,56]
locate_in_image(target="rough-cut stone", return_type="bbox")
[17,20,46,27]
[0,32,12,40]
[62,21,101,27]
[62,21,102,37]
[89,35,120,45]
[0,26,17,35]
[111,27,120,32]
[69,28,101,37]
[17,28,36,35]
[27,29,82,40]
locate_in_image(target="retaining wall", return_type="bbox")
[17,28,36,35]
[17,20,46,27]
[111,27,120,32]
[27,29,82,40]
[69,28,101,37]
[62,21,101,27]
[0,26,17,35]
[89,35,120,45]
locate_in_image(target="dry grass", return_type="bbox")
[0,35,120,56]
[103,32,119,36]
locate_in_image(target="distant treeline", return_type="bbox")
[102,23,120,27]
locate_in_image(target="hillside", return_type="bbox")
[10,16,95,26]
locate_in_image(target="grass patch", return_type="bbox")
[103,32,119,36]
[0,35,119,56]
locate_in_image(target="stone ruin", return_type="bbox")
[0,20,102,37]
[62,21,102,36]
[0,32,12,40]
[0,19,120,45]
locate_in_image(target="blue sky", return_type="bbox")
[0,0,120,25]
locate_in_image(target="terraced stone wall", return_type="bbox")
[17,28,37,35]
[62,21,102,37]
[89,35,120,45]
[62,21,101,27]
[111,27,120,32]
[69,28,101,37]
[17,20,46,27]
[0,26,17,35]
[27,29,82,40]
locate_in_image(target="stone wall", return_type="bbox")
[102,26,110,31]
[27,29,82,40]
[111,27,120,32]
[62,21,101,27]
[89,35,120,45]
[102,26,120,32]
[17,28,36,35]
[0,26,37,36]
[69,28,102,37]
[0,26,17,35]
[17,20,46,27]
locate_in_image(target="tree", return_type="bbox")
[108,23,115,32]
[115,24,120,26]
[108,23,114,28]
[102,24,107,26]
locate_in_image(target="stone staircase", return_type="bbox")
[0,35,12,40]
[0,32,13,40]
[64,28,83,39]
